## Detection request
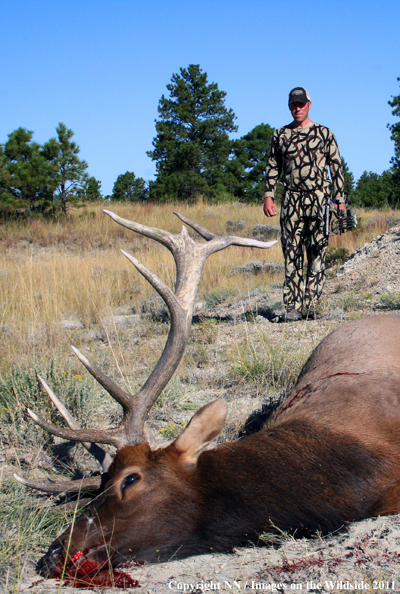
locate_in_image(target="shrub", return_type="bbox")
[203,287,234,308]
[379,292,400,310]
[326,246,350,267]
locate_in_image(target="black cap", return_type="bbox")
[288,87,311,105]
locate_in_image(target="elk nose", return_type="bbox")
[36,544,63,577]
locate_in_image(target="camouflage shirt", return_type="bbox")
[264,122,345,203]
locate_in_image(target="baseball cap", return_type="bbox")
[288,87,311,105]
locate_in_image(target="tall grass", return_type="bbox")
[227,325,310,393]
[0,201,394,376]
[0,485,71,580]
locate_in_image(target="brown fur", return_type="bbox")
[37,315,400,576]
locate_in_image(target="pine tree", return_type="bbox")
[111,171,148,201]
[226,123,275,202]
[43,123,88,213]
[148,65,237,202]
[81,176,103,202]
[341,158,355,197]
[1,128,56,216]
[353,170,393,208]
[388,77,400,203]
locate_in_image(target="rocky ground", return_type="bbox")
[326,222,400,302]
[5,224,400,594]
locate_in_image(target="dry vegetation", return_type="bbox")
[0,201,391,374]
[0,201,398,591]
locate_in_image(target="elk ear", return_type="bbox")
[174,399,228,467]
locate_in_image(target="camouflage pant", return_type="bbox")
[280,190,329,312]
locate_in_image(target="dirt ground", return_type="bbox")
[6,224,400,594]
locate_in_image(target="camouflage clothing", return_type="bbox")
[264,122,345,313]
[264,123,345,202]
[280,189,329,311]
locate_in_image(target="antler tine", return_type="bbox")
[103,210,177,252]
[174,211,278,251]
[174,212,216,241]
[14,473,102,494]
[37,374,113,472]
[26,407,125,449]
[19,373,112,493]
[70,347,132,412]
[120,250,182,319]
[221,236,278,249]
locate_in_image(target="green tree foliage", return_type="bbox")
[80,176,103,201]
[148,64,237,202]
[0,145,10,209]
[388,77,400,204]
[341,157,355,197]
[1,128,56,216]
[0,124,94,218]
[353,170,394,208]
[226,124,274,202]
[111,171,148,201]
[350,78,400,208]
[388,77,400,172]
[43,123,88,213]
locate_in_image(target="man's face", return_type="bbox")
[289,100,311,125]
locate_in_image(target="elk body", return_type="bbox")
[15,211,400,580]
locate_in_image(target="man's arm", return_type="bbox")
[263,131,281,218]
[327,131,345,212]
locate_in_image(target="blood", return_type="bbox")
[279,372,365,414]
[48,550,141,589]
[60,569,140,589]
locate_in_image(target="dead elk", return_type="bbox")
[15,211,400,579]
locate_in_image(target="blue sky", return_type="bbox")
[1,0,399,196]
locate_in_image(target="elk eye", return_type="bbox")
[122,473,140,490]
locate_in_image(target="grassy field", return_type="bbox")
[0,200,397,588]
[0,201,393,376]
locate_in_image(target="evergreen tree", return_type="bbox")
[1,128,56,216]
[43,123,88,213]
[148,65,237,202]
[81,176,103,202]
[353,170,393,208]
[0,145,10,212]
[226,123,274,202]
[111,171,148,201]
[341,157,355,198]
[388,77,400,203]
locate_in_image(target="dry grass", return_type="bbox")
[227,325,310,393]
[0,201,395,377]
[0,201,279,375]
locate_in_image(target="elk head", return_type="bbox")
[15,210,276,578]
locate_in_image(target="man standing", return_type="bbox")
[264,87,345,321]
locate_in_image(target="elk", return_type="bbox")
[15,210,400,581]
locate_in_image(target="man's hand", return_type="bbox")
[264,196,277,217]
[338,202,345,214]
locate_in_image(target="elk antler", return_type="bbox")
[15,211,276,492]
